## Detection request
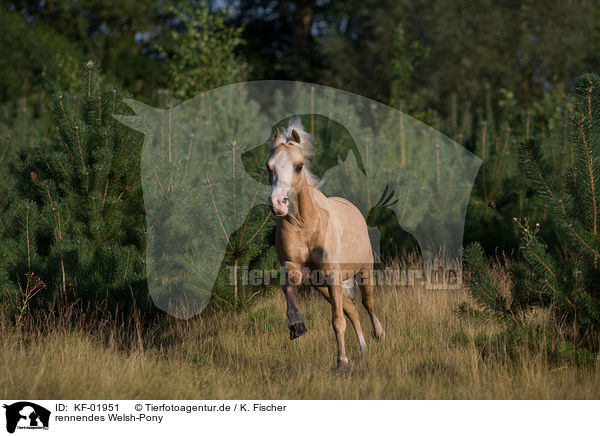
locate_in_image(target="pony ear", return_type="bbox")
[291,129,301,143]
[271,127,280,142]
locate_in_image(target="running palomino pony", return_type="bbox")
[267,116,385,371]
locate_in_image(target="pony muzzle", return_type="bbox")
[270,194,289,216]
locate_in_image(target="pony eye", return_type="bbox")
[295,163,304,172]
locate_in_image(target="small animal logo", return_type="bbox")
[3,402,50,434]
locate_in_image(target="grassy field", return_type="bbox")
[2,267,600,400]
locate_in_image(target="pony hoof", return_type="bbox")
[335,359,349,373]
[289,322,308,340]
[372,330,386,340]
[372,325,386,340]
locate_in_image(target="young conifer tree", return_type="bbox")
[465,74,600,346]
[3,61,148,313]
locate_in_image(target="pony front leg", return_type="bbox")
[328,278,349,371]
[283,268,308,340]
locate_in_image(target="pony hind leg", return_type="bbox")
[313,285,367,353]
[358,267,385,339]
[329,281,349,371]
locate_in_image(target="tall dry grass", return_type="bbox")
[1,260,599,399]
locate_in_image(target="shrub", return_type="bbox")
[464,73,600,349]
[1,61,149,315]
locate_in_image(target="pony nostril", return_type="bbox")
[282,197,289,205]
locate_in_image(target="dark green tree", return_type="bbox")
[155,3,247,101]
[0,6,80,102]
[2,0,171,97]
[231,0,320,82]
[464,73,600,348]
[1,61,148,314]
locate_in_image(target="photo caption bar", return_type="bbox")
[1,400,597,436]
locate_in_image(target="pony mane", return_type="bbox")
[270,115,322,188]
[270,115,317,157]
[304,161,322,188]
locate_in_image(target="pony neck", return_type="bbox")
[287,175,319,227]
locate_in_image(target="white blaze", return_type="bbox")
[270,149,294,202]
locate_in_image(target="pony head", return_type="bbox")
[266,116,319,217]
